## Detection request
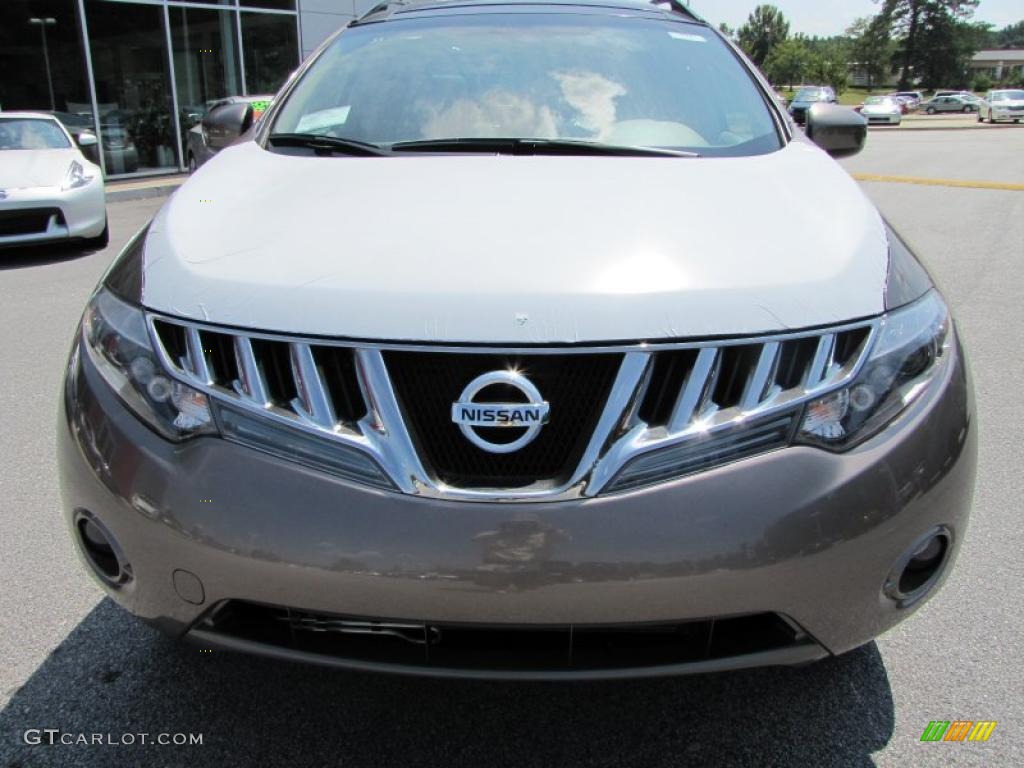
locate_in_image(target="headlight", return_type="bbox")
[884,221,932,310]
[797,291,950,451]
[82,288,216,441]
[62,160,94,190]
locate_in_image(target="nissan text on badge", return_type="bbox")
[59,0,976,679]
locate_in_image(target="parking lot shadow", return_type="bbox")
[0,242,100,271]
[1,599,894,768]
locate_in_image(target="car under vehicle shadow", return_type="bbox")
[0,241,101,271]
[0,599,894,768]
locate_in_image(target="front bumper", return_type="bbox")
[0,178,105,246]
[58,331,976,678]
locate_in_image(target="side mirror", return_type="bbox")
[806,103,867,159]
[201,103,253,150]
[77,130,98,147]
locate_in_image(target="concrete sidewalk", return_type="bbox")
[884,114,1022,131]
[105,173,187,203]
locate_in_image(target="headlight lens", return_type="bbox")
[62,160,94,190]
[797,291,950,450]
[884,222,933,310]
[82,288,215,440]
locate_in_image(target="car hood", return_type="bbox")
[142,139,887,344]
[0,148,77,189]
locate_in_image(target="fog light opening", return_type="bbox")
[887,527,951,604]
[75,512,131,586]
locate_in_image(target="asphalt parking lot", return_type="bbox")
[1,127,1022,768]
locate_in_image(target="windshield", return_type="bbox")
[271,14,781,157]
[0,118,71,150]
[864,97,891,106]
[992,90,1024,101]
[794,88,828,102]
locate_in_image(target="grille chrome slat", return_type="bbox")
[668,347,718,433]
[289,343,336,428]
[354,348,430,495]
[183,327,212,386]
[145,314,878,501]
[232,336,271,407]
[805,333,836,389]
[741,342,781,412]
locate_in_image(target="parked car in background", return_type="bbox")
[888,96,912,114]
[891,91,922,110]
[979,89,1024,123]
[0,113,107,248]
[773,89,788,109]
[186,95,273,172]
[49,112,140,174]
[787,85,837,125]
[932,90,978,101]
[858,96,902,125]
[921,95,978,114]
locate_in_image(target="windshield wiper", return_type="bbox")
[390,138,700,158]
[266,133,390,157]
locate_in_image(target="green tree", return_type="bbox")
[738,5,791,67]
[878,0,980,88]
[812,55,851,94]
[992,20,1024,48]
[804,35,853,94]
[764,37,812,87]
[848,15,895,90]
[718,22,736,41]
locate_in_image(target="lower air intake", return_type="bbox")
[191,601,820,677]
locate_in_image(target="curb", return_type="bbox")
[106,178,186,203]
[881,123,1022,133]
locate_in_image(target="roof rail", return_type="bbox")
[356,0,706,24]
[650,0,704,23]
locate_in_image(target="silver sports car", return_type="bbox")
[0,112,107,248]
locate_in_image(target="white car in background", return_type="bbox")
[0,112,107,248]
[980,89,1024,124]
[858,96,902,126]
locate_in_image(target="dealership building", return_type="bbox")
[1,1,369,178]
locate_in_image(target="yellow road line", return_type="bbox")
[852,173,1024,192]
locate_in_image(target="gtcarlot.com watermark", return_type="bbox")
[24,729,203,746]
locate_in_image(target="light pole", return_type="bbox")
[28,17,57,112]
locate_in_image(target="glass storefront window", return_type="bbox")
[85,0,178,174]
[170,6,243,167]
[241,11,299,95]
[0,0,92,156]
[241,2,297,10]
[2,1,298,177]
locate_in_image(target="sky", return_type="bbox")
[690,0,1022,38]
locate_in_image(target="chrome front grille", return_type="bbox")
[146,315,877,501]
[152,320,367,428]
[384,350,623,489]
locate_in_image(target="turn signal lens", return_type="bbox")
[82,288,216,441]
[798,291,950,450]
